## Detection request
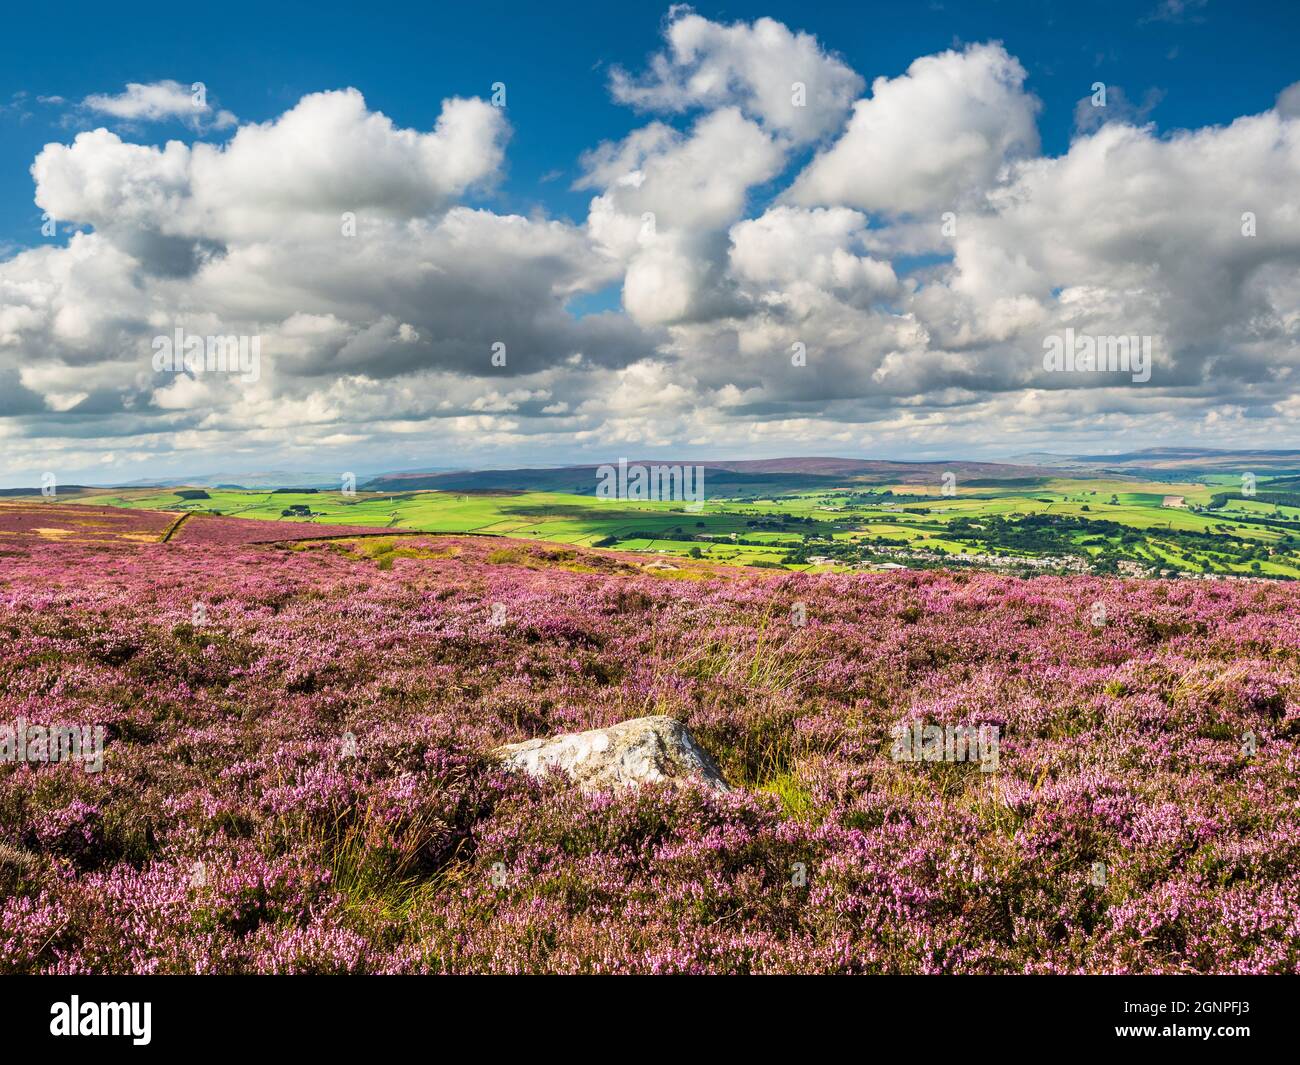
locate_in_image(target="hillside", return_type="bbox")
[0,523,1296,973]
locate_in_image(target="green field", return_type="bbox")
[67,472,1300,578]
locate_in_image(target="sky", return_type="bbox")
[0,0,1298,485]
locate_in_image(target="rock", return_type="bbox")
[494,715,728,793]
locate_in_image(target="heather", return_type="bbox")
[0,502,175,543]
[170,512,397,545]
[0,501,395,547]
[0,525,1297,973]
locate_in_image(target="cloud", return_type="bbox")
[80,79,237,129]
[1139,0,1209,26]
[582,107,784,325]
[609,7,862,144]
[729,206,898,302]
[34,90,510,255]
[787,42,1040,215]
[1073,84,1165,134]
[581,108,782,235]
[1277,81,1300,119]
[0,84,663,482]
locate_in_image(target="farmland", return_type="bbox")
[44,467,1300,579]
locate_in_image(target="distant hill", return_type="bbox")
[17,450,1299,498]
[113,471,374,490]
[1014,447,1300,476]
[0,485,94,497]
[362,457,1057,496]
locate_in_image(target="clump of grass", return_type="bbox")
[487,547,527,565]
[486,546,608,573]
[758,772,819,823]
[679,613,822,692]
[0,842,43,896]
[305,800,458,924]
[334,537,454,570]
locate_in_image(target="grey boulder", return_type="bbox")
[494,715,728,792]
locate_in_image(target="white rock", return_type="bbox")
[494,715,728,792]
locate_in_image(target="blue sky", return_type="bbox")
[1,0,1299,484]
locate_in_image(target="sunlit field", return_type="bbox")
[52,470,1300,578]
